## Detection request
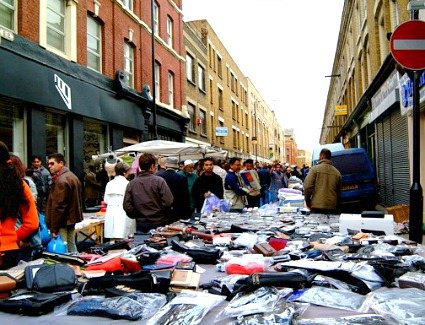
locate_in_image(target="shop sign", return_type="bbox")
[54,74,72,110]
[335,105,348,116]
[370,71,399,122]
[215,127,228,137]
[399,71,425,115]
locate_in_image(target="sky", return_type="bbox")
[182,0,344,153]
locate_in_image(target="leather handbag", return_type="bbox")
[0,275,16,298]
[30,264,76,292]
[253,243,276,256]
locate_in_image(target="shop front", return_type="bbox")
[0,34,188,182]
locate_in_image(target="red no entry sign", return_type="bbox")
[390,20,425,70]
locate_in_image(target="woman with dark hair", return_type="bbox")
[0,142,39,269]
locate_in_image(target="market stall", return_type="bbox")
[0,208,424,324]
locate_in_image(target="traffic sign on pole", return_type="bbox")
[390,20,425,70]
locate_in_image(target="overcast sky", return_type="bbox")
[182,0,344,153]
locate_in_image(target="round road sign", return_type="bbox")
[390,20,425,70]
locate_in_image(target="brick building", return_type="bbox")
[0,0,188,182]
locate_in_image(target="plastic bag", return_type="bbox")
[363,288,425,324]
[235,300,309,325]
[47,235,67,253]
[200,193,231,215]
[216,287,283,321]
[67,293,167,320]
[295,287,366,311]
[296,314,392,325]
[38,212,51,246]
[146,290,225,325]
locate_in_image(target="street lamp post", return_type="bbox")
[252,99,258,162]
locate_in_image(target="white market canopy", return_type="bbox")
[114,140,227,160]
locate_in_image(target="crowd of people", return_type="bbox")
[1,138,325,268]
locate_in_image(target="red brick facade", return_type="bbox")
[15,0,185,111]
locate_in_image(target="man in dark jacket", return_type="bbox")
[45,153,83,253]
[157,157,191,221]
[30,155,52,212]
[191,157,224,212]
[123,153,173,232]
[257,163,271,205]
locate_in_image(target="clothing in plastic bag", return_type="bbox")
[146,290,225,325]
[233,296,308,325]
[296,314,393,325]
[200,193,230,215]
[67,293,167,320]
[363,287,425,324]
[294,287,366,311]
[216,287,283,321]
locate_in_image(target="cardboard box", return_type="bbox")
[386,204,409,223]
[339,214,394,235]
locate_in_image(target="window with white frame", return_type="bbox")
[122,0,132,11]
[154,61,161,102]
[46,0,66,52]
[168,71,174,107]
[124,42,134,88]
[187,102,196,132]
[40,0,77,60]
[0,0,15,31]
[153,2,159,36]
[166,15,173,47]
[197,65,205,91]
[186,53,195,82]
[87,16,102,72]
[199,110,206,135]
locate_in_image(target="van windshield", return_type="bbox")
[332,153,371,175]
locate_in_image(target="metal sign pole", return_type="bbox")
[407,69,424,243]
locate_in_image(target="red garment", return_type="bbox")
[0,181,39,252]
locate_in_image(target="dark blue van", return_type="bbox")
[331,148,378,212]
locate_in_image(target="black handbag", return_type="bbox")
[27,264,76,292]
[0,291,72,315]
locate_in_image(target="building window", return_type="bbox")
[46,111,67,157]
[198,65,205,91]
[218,88,223,110]
[124,42,134,88]
[0,100,25,160]
[199,110,206,135]
[41,0,77,60]
[122,0,132,11]
[0,0,15,31]
[166,15,173,47]
[187,103,196,132]
[186,53,195,82]
[217,56,222,78]
[232,100,236,120]
[233,129,237,149]
[153,1,159,36]
[87,16,102,72]
[83,118,107,169]
[168,71,174,107]
[209,80,213,104]
[46,0,66,52]
[155,61,161,102]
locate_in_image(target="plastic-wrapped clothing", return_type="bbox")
[67,293,167,320]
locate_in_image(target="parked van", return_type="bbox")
[312,143,344,166]
[331,148,378,212]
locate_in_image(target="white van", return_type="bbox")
[311,143,345,165]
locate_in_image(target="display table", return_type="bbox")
[75,218,104,245]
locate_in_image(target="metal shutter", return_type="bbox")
[375,107,410,207]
